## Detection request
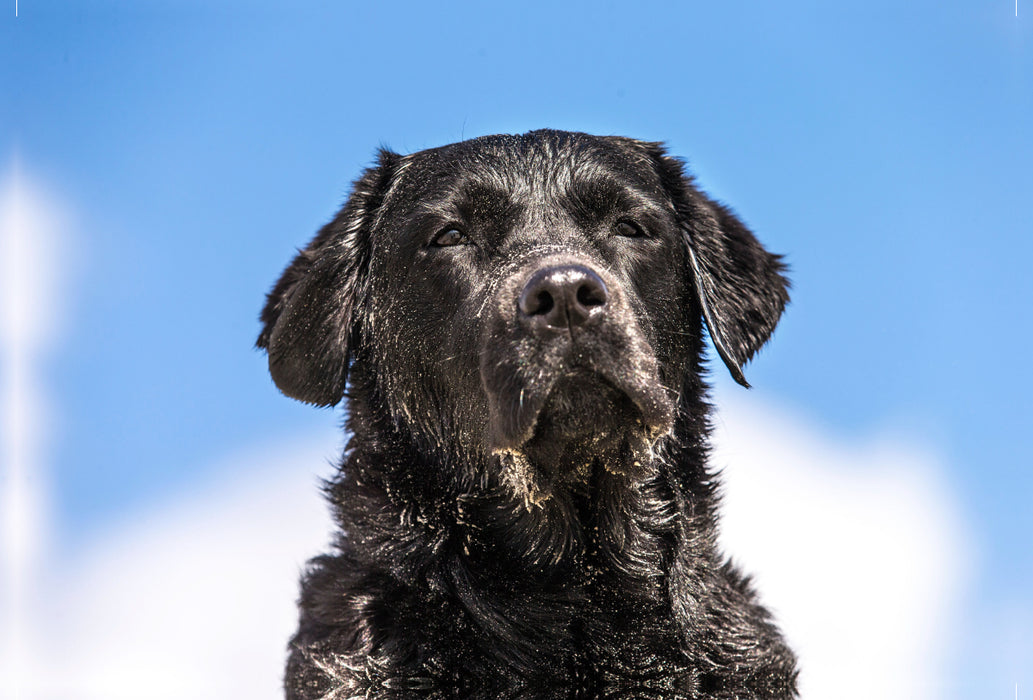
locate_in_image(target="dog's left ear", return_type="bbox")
[256,149,400,406]
[647,144,790,388]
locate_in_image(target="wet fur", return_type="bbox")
[258,130,797,699]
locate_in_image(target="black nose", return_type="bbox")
[518,264,609,330]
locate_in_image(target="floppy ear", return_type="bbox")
[256,149,400,406]
[648,144,790,388]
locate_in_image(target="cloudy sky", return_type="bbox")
[2,2,1031,698]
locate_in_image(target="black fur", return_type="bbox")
[258,130,796,699]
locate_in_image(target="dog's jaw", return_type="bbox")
[491,366,671,502]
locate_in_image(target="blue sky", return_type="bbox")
[2,1,1031,697]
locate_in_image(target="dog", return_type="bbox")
[258,130,798,699]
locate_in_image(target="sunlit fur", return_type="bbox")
[258,130,795,699]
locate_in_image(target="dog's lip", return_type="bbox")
[486,365,675,453]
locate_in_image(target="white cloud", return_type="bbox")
[0,159,67,350]
[0,162,68,700]
[713,392,972,700]
[30,433,340,700]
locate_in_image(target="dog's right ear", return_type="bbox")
[256,149,400,406]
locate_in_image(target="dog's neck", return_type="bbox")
[308,363,778,694]
[330,360,719,582]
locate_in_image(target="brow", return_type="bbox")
[562,173,668,227]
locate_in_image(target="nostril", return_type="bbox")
[534,290,554,316]
[576,282,606,309]
[519,286,555,317]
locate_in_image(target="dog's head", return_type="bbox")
[258,131,788,501]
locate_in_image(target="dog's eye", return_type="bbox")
[431,227,469,247]
[614,220,646,238]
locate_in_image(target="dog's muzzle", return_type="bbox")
[480,254,675,463]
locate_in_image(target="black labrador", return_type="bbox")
[258,130,797,699]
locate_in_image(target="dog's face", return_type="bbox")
[258,131,788,502]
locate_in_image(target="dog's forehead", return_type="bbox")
[391,131,666,209]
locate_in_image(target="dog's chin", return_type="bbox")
[489,371,673,506]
